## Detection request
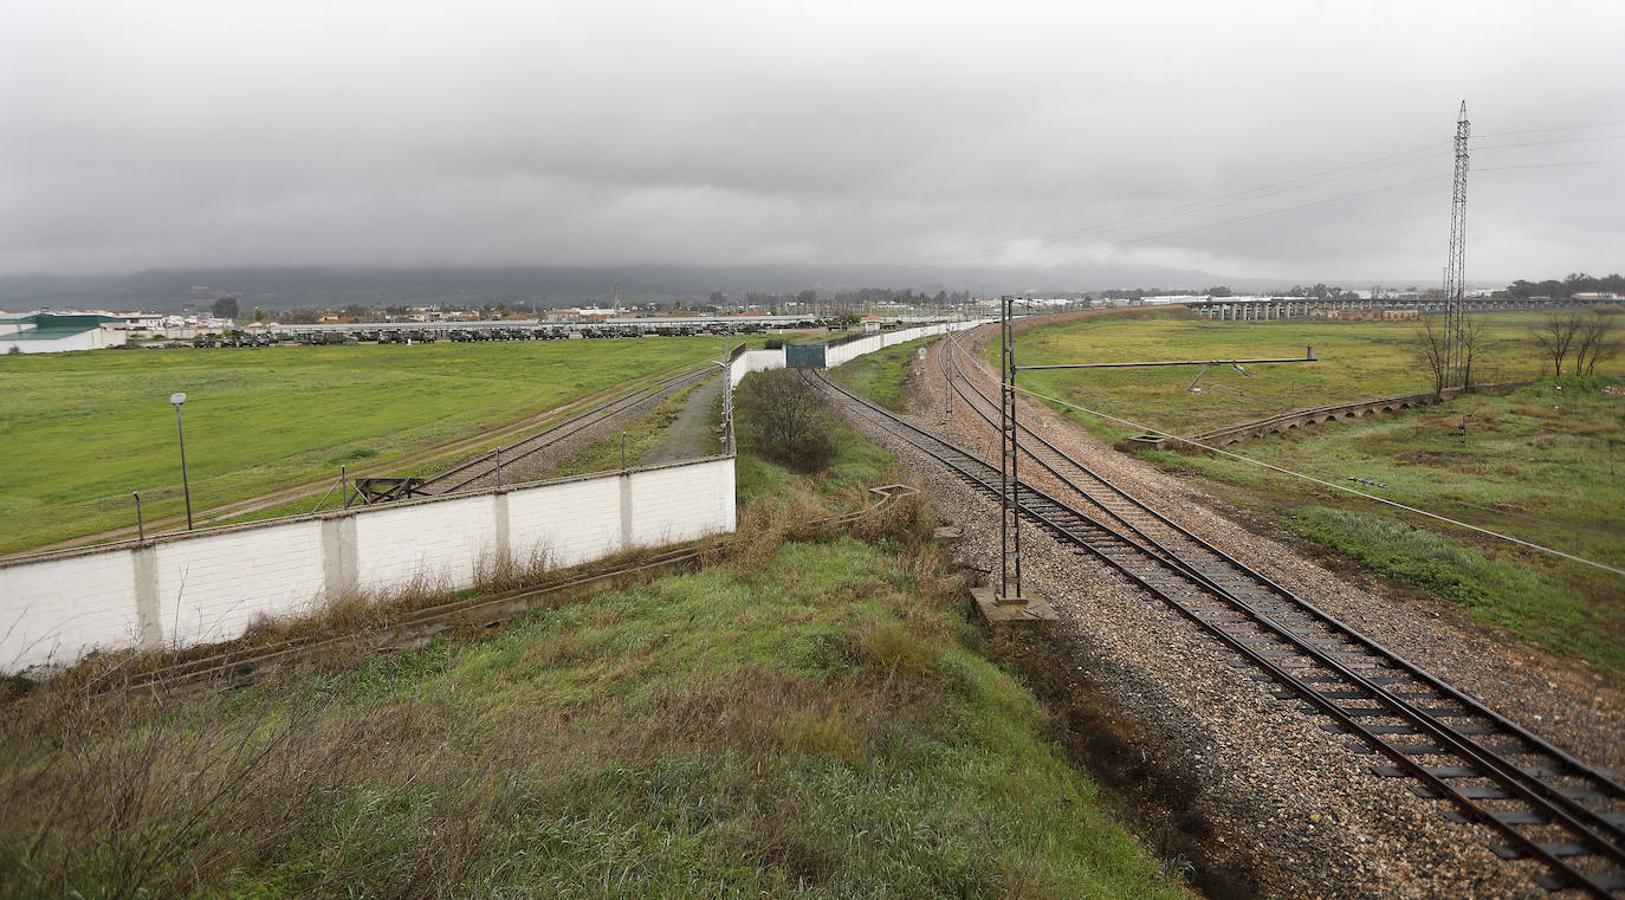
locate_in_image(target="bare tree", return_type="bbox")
[1530,312,1582,377]
[1413,315,1449,397]
[1573,312,1620,376]
[1458,316,1487,388]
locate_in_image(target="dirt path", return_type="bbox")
[643,375,723,464]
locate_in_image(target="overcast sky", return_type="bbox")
[2,0,1622,287]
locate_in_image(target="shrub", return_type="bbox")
[738,369,836,473]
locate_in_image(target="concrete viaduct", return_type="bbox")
[1190,295,1612,322]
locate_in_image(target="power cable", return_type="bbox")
[854,139,1455,279]
[948,338,1621,541]
[827,120,1625,290]
[1474,121,1625,139]
[1007,382,1625,577]
[1477,160,1625,172]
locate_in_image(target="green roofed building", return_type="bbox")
[0,312,130,354]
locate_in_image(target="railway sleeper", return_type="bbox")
[1335,705,1478,721]
[1321,722,1498,737]
[1534,871,1625,893]
[1372,763,1559,780]
[1351,742,1448,757]
[1409,782,1513,801]
[1491,841,1594,860]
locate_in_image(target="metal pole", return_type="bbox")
[132,491,144,542]
[999,299,1009,598]
[1009,300,1021,597]
[341,465,349,509]
[175,404,193,530]
[495,446,503,488]
[620,432,627,470]
[998,295,1022,601]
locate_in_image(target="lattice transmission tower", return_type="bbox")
[1443,101,1471,387]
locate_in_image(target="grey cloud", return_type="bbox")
[1,0,1622,285]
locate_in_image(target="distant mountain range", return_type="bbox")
[0,264,1470,312]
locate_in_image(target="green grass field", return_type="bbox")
[1001,308,1559,437]
[1001,311,1624,678]
[829,335,939,413]
[0,339,740,554]
[0,394,1190,898]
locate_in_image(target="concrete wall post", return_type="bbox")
[492,492,511,567]
[132,545,162,649]
[321,516,358,600]
[618,472,634,550]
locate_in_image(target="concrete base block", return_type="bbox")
[970,587,1058,625]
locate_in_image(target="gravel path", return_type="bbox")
[644,374,723,464]
[812,329,1622,898]
[445,382,695,492]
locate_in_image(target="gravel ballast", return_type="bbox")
[813,328,1622,898]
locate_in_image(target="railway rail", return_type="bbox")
[811,347,1625,897]
[410,363,723,496]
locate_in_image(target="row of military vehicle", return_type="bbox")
[159,319,831,349]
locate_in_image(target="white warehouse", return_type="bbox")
[0,312,129,354]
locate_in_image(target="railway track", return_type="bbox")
[416,362,723,495]
[812,353,1625,897]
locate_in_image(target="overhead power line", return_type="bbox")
[1474,120,1625,139]
[831,117,1625,286]
[1008,383,1625,578]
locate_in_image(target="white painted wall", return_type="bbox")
[2,320,973,674]
[156,520,328,648]
[724,321,979,385]
[0,457,736,674]
[728,348,785,387]
[507,475,623,567]
[0,328,116,355]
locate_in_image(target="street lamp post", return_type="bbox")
[170,392,193,530]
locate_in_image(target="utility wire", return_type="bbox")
[1007,383,1625,577]
[856,139,1455,279]
[1477,160,1625,172]
[828,120,1625,289]
[948,338,1623,541]
[1474,121,1625,139]
[1472,134,1625,152]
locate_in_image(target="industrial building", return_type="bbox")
[0,312,129,354]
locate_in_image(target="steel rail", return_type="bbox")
[940,337,1625,861]
[940,334,1625,885]
[421,364,719,494]
[945,330,1625,805]
[813,363,1623,897]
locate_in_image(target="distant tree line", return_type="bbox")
[1498,272,1625,299]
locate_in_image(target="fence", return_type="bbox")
[1,457,735,674]
[724,321,980,385]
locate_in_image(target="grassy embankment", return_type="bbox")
[1002,310,1623,678]
[828,335,941,413]
[0,338,739,554]
[0,378,1189,897]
